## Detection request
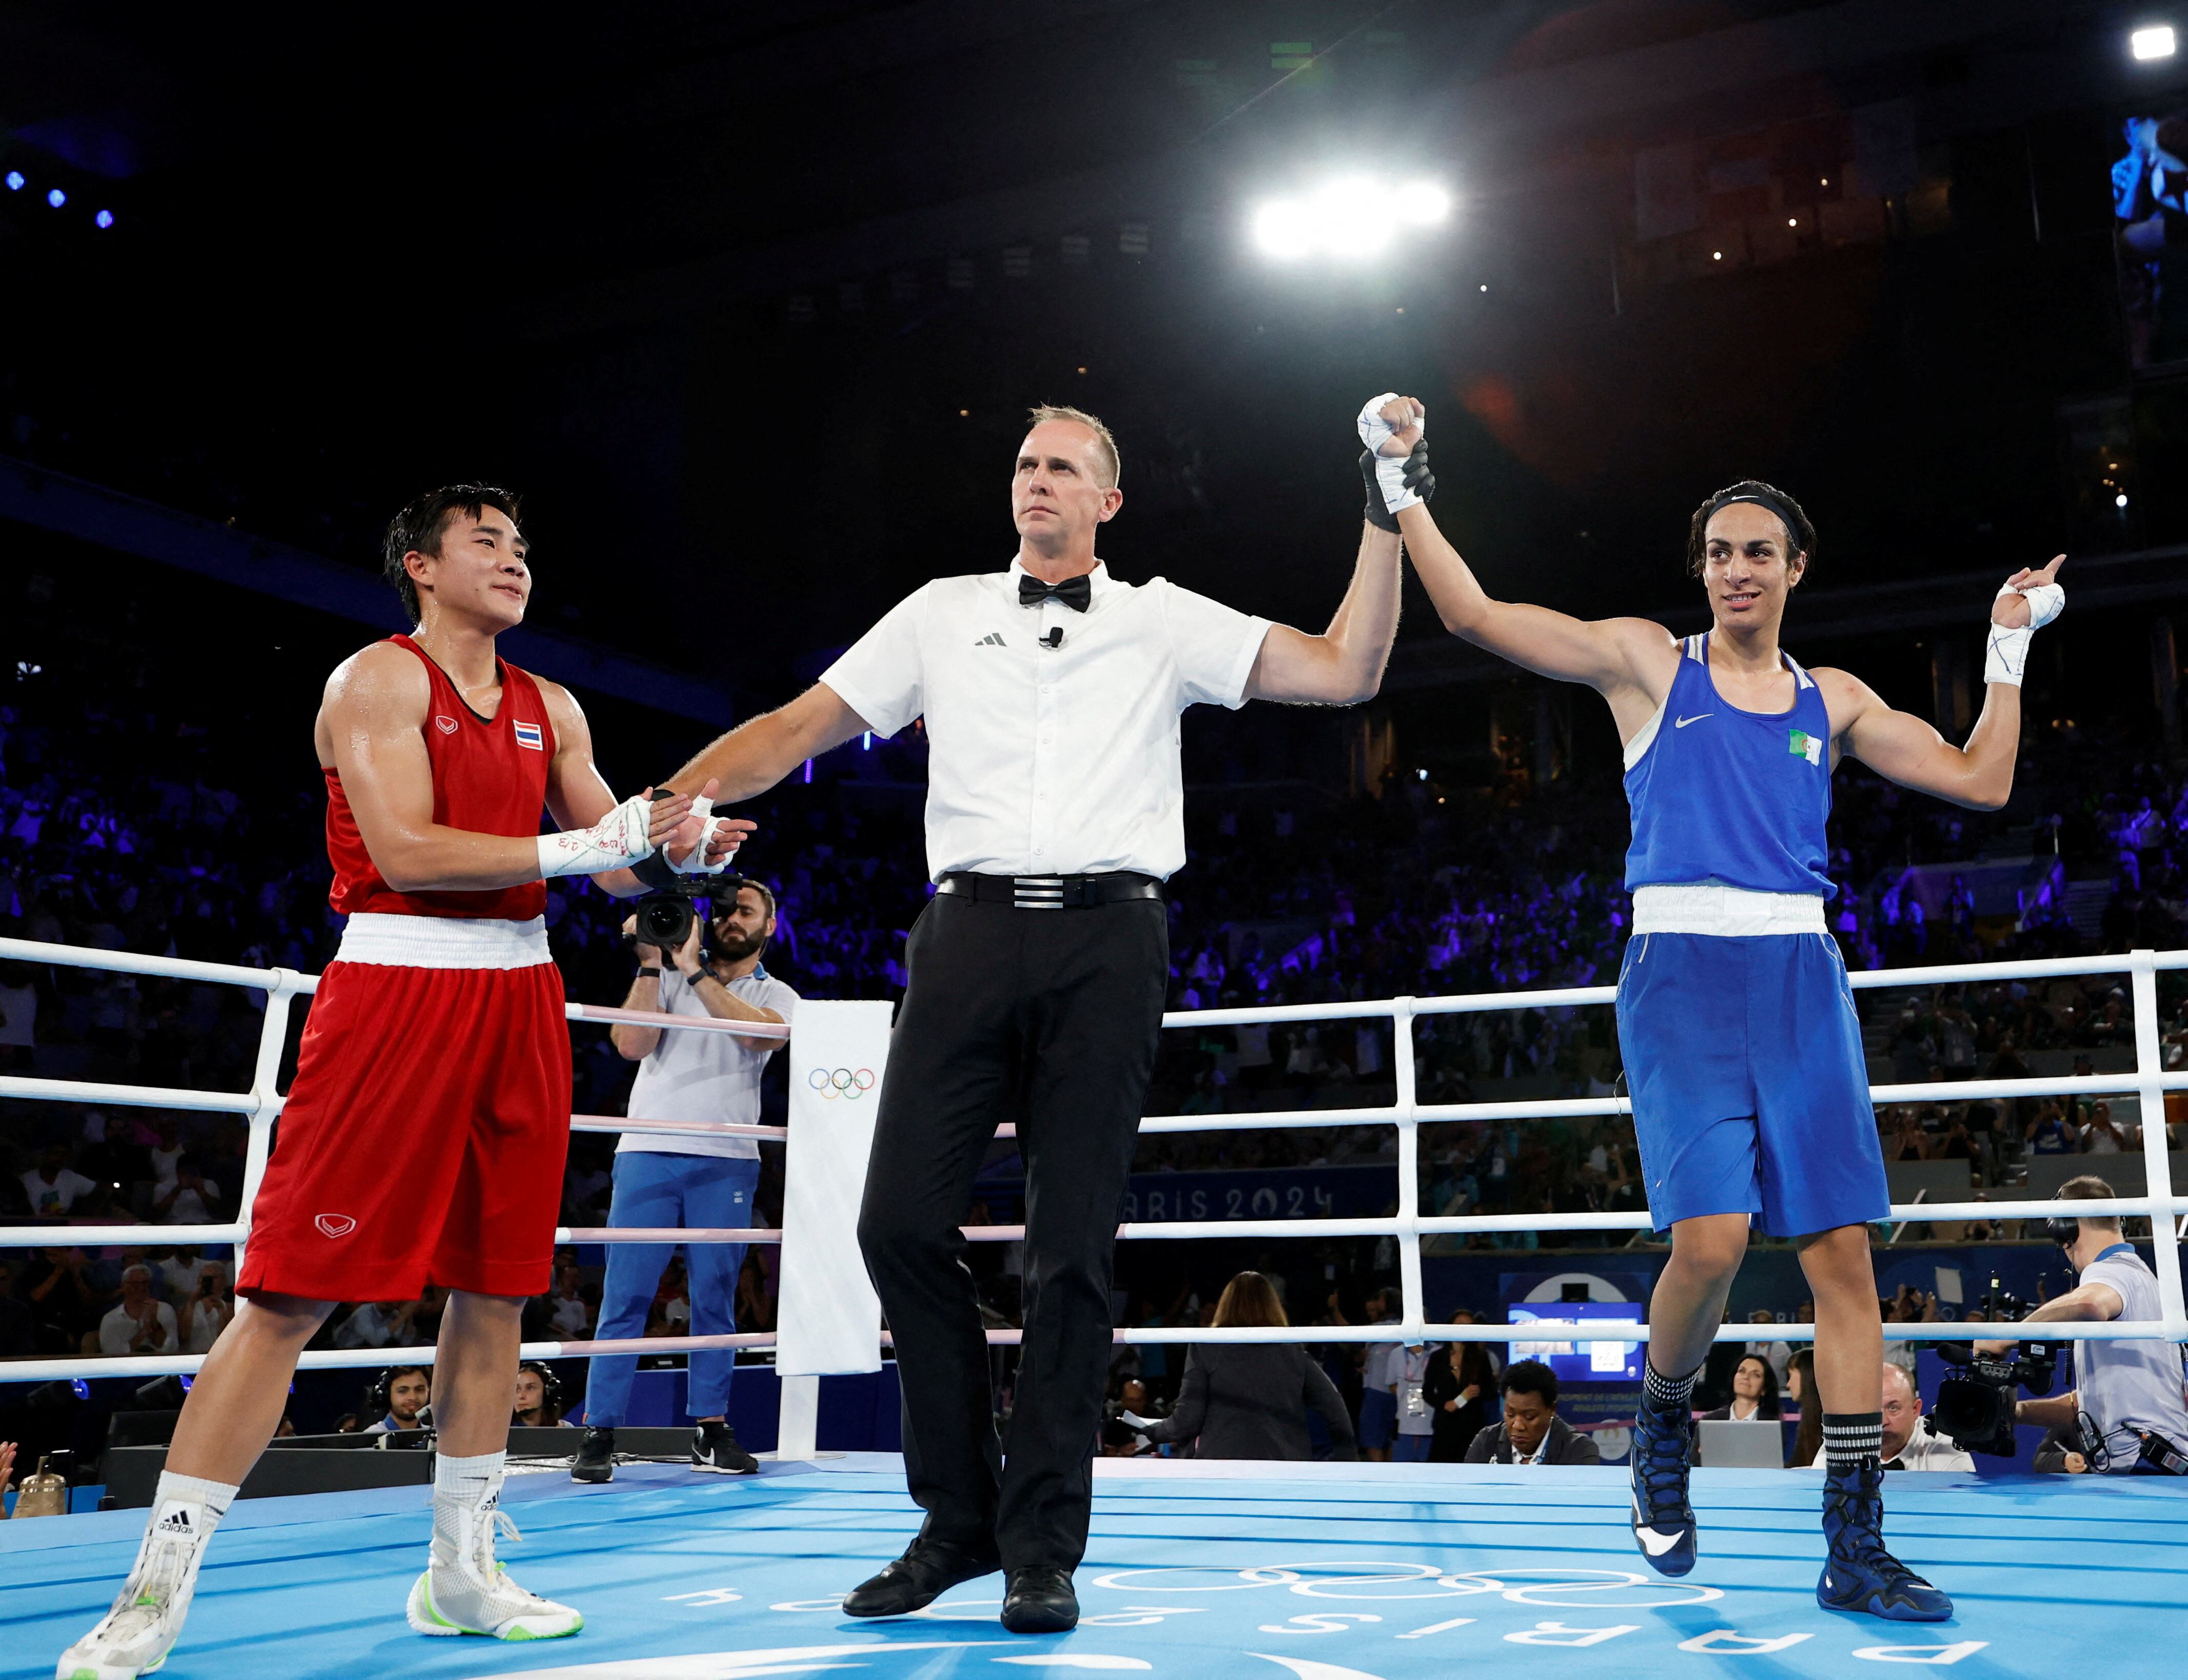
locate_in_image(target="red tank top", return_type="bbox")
[325,635,559,921]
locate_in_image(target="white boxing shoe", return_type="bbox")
[57,1502,209,1679]
[405,1503,583,1642]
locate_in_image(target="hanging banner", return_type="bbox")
[776,999,893,1376]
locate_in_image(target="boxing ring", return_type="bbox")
[4,933,2188,1678]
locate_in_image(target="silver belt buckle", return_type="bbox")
[1013,875,1066,910]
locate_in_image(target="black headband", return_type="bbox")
[1706,491,1805,553]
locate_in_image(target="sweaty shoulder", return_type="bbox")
[322,641,431,721]
[316,641,430,764]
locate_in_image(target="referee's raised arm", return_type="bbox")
[666,681,870,806]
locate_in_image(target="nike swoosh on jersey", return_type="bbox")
[1674,713,1713,728]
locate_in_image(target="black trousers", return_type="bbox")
[857,890,1168,1570]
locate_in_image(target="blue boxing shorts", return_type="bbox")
[1614,927,1889,1238]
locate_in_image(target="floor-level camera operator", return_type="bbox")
[1975,1174,2188,1476]
[572,875,797,1482]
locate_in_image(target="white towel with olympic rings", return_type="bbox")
[777,999,894,1375]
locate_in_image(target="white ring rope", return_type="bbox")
[1,935,2183,1380]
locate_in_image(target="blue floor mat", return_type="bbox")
[4,1455,2181,1679]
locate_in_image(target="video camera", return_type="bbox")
[1925,1271,2062,1457]
[623,786,740,954]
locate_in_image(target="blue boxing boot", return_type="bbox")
[1628,1372,1698,1576]
[1817,1456,1952,1622]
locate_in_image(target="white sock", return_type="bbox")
[434,1447,507,1508]
[131,1470,238,1584]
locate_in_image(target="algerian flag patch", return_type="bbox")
[1788,728,1823,766]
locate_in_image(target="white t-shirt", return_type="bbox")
[1395,1346,1435,1435]
[821,558,1271,880]
[2078,1245,2188,1472]
[22,1167,96,1216]
[182,1296,231,1355]
[620,966,799,1161]
[99,1300,178,1356]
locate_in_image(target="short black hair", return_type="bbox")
[381,484,523,625]
[1686,479,1815,578]
[1501,1358,1558,1408]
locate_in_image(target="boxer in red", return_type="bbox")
[58,486,746,1680]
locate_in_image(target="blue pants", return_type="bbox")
[1616,931,1889,1238]
[583,1152,760,1425]
[1358,1389,1398,1451]
[1394,1432,1433,1463]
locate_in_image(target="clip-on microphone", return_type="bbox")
[1042,625,1064,649]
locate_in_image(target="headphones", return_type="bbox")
[369,1365,432,1421]
[515,1360,563,1416]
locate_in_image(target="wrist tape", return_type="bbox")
[537,793,657,879]
[1983,581,2063,687]
[668,794,737,876]
[1357,394,1427,517]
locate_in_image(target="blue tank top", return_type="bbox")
[1623,632,1835,897]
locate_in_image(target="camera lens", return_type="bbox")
[635,892,695,951]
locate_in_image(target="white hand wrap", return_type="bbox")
[668,795,738,876]
[1983,580,2064,687]
[536,793,658,879]
[1357,393,1426,516]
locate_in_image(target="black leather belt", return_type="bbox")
[936,871,1163,910]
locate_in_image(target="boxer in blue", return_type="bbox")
[1364,394,2063,1622]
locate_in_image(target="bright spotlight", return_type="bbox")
[46,187,65,208]
[94,209,114,229]
[1251,198,1318,259]
[2131,24,2177,59]
[4,171,22,191]
[1394,181,1451,224]
[1250,176,1452,262]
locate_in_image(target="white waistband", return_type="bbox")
[1630,883,1827,936]
[335,913,552,970]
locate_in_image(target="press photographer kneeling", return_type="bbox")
[1972,1175,2188,1476]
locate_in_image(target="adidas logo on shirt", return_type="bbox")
[974,632,1006,647]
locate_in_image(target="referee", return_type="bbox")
[663,400,1412,1633]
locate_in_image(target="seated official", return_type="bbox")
[1978,1175,2188,1476]
[1703,1354,1782,1422]
[363,1365,431,1435]
[1465,1360,1602,1466]
[1130,1273,1358,1461]
[1807,1363,1975,1471]
[575,878,797,1483]
[513,1362,575,1428]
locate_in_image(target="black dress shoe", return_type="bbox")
[842,1539,1003,1617]
[1001,1567,1078,1634]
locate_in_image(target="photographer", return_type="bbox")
[1978,1175,2188,1476]
[573,878,796,1483]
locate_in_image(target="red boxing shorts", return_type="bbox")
[237,914,572,1303]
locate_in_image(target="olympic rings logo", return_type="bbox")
[808,1067,877,1100]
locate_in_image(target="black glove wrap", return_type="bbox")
[1361,440,1436,532]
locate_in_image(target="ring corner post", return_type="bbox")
[2129,952,2187,1338]
[1392,996,1425,1335]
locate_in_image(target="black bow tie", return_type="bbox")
[1019,573,1092,612]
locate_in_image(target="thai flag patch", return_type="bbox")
[513,721,545,751]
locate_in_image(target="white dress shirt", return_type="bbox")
[821,558,1270,880]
